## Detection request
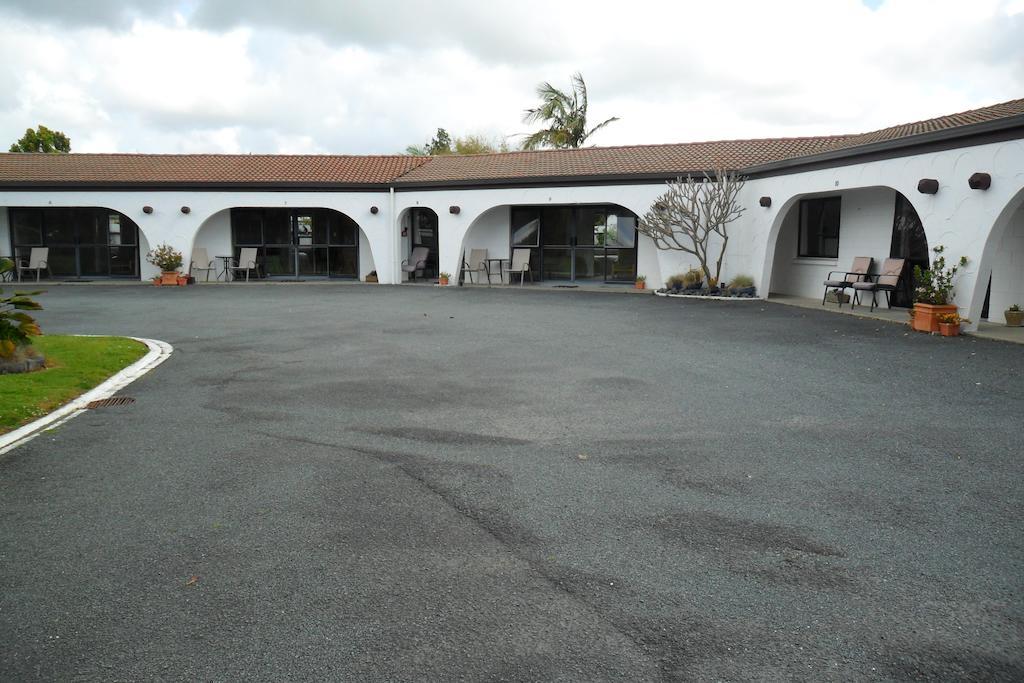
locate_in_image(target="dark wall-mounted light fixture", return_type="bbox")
[370,206,379,214]
[142,205,154,214]
[180,206,191,214]
[968,172,991,190]
[917,179,939,195]
[449,205,461,214]
[758,196,772,207]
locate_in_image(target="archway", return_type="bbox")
[456,202,641,285]
[5,206,145,280]
[764,185,928,305]
[969,185,1024,327]
[192,206,368,280]
[397,207,439,282]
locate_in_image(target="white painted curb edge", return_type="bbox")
[0,336,173,457]
[653,291,764,301]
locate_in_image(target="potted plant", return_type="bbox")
[365,270,378,283]
[635,275,646,290]
[438,271,451,286]
[1005,304,1023,327]
[146,244,184,286]
[911,245,967,333]
[937,312,969,337]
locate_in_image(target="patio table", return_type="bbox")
[483,258,506,285]
[215,255,234,282]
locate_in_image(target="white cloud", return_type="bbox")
[0,0,1020,155]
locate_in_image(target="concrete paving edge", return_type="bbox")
[0,336,174,457]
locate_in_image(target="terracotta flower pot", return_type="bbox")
[160,271,179,286]
[938,322,961,337]
[635,281,646,290]
[439,277,449,286]
[912,303,958,333]
[1005,309,1024,327]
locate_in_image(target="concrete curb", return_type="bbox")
[653,291,763,301]
[0,336,173,457]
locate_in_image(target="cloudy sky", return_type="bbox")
[0,0,1021,155]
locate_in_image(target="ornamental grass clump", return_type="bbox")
[0,257,44,359]
[728,274,754,289]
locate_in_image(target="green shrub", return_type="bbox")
[146,244,183,272]
[0,258,44,359]
[913,245,967,305]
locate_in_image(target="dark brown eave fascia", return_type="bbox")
[0,180,393,192]
[391,171,717,191]
[742,114,1024,178]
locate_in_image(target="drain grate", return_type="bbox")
[86,396,136,409]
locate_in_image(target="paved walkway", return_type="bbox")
[1,285,1021,680]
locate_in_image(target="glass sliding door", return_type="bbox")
[230,207,359,279]
[8,207,140,279]
[510,204,638,283]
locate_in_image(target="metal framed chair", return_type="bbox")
[462,248,488,284]
[822,256,872,307]
[189,247,217,282]
[226,247,260,282]
[402,247,430,282]
[17,247,49,283]
[501,248,533,287]
[852,258,906,311]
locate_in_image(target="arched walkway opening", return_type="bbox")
[971,186,1024,330]
[458,203,641,285]
[192,207,370,280]
[397,207,439,282]
[3,206,144,280]
[765,186,926,307]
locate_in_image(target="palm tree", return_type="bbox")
[521,72,619,150]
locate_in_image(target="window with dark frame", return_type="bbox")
[797,197,842,259]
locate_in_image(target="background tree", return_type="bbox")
[637,170,746,286]
[521,72,619,150]
[10,125,71,153]
[405,128,507,156]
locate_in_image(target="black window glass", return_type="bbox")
[541,207,572,246]
[798,197,841,258]
[263,209,291,244]
[511,208,540,246]
[10,210,42,244]
[233,210,262,244]
[328,213,357,245]
[45,209,76,244]
[78,210,107,245]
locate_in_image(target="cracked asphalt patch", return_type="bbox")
[1,284,1022,681]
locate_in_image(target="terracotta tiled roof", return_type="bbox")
[392,136,856,184]
[827,97,1024,150]
[0,98,1020,187]
[0,153,429,186]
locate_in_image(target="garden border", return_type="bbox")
[0,336,173,457]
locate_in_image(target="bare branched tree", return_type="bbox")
[637,169,746,285]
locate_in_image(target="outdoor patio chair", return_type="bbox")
[462,248,487,284]
[852,257,906,312]
[226,247,260,282]
[402,246,430,281]
[17,247,49,283]
[501,248,533,287]
[822,256,872,307]
[189,247,217,282]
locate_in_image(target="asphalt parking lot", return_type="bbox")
[1,284,1022,680]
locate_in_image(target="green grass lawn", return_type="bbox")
[0,336,147,435]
